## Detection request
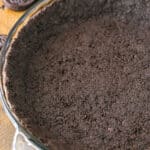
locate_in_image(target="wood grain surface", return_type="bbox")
[0,1,24,150]
[0,105,14,150]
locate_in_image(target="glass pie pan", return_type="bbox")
[0,0,54,149]
[0,0,149,149]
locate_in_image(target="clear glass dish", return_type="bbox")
[1,0,149,149]
[0,0,55,149]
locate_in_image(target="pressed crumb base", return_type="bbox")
[3,13,150,149]
[21,17,150,149]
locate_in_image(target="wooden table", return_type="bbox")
[0,1,24,149]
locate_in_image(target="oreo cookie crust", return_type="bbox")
[3,0,150,150]
[3,0,36,11]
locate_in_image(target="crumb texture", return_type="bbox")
[3,0,150,149]
[27,18,149,149]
